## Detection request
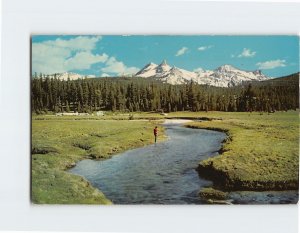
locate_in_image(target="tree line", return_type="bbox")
[31,73,299,114]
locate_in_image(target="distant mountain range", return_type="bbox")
[45,72,95,81]
[39,60,273,87]
[135,60,270,87]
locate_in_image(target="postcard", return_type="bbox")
[31,35,299,204]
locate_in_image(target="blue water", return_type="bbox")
[70,123,226,204]
[69,123,298,204]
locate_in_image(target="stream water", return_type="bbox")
[70,122,226,204]
[69,122,298,204]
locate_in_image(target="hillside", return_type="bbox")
[31,72,299,114]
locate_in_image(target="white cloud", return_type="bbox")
[175,47,188,56]
[125,67,140,75]
[65,52,108,70]
[238,48,256,58]
[198,45,213,51]
[44,36,102,51]
[256,59,286,70]
[101,57,139,75]
[32,44,70,74]
[32,36,106,74]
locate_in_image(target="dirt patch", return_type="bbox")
[32,146,58,154]
[73,142,92,151]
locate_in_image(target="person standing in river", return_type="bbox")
[153,126,158,143]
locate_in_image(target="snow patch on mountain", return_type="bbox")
[45,72,95,81]
[135,60,270,87]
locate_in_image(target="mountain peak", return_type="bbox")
[46,72,90,81]
[135,61,270,87]
[216,64,236,72]
[160,59,168,66]
[136,62,158,76]
[143,62,157,67]
[253,69,262,75]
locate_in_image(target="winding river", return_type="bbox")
[70,121,226,204]
[69,121,298,204]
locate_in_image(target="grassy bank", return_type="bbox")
[32,111,299,204]
[184,111,299,191]
[32,117,165,204]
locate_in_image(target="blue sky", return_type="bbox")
[32,35,299,78]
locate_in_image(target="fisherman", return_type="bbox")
[153,126,158,143]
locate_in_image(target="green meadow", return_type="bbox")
[184,111,299,192]
[31,111,299,204]
[31,117,165,204]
